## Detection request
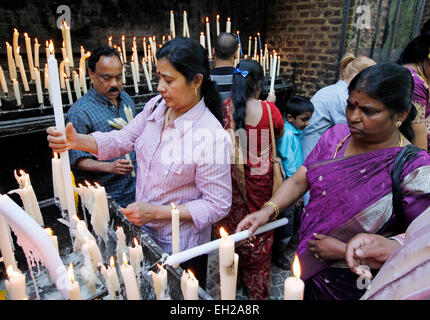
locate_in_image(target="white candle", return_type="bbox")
[90,183,110,243]
[148,36,157,63]
[100,256,120,300]
[80,46,85,59]
[67,263,82,300]
[143,37,148,62]
[181,269,199,300]
[73,216,97,252]
[118,48,126,84]
[270,52,277,93]
[164,218,288,267]
[65,76,73,105]
[61,47,71,77]
[248,36,252,57]
[6,42,17,81]
[129,238,143,276]
[183,11,189,37]
[44,63,49,89]
[17,49,30,92]
[62,20,74,68]
[150,264,167,300]
[206,17,212,59]
[120,253,141,300]
[284,254,304,300]
[12,79,21,106]
[44,228,59,253]
[200,32,205,48]
[73,70,81,100]
[226,17,231,33]
[132,47,140,81]
[277,55,281,76]
[0,215,17,271]
[34,38,40,68]
[219,227,234,267]
[47,43,77,227]
[34,68,43,104]
[216,15,220,36]
[121,35,127,63]
[115,226,127,264]
[254,37,258,59]
[5,266,28,300]
[79,51,91,88]
[170,10,176,38]
[13,29,19,63]
[108,36,113,47]
[130,56,139,94]
[80,242,97,294]
[0,66,8,94]
[59,58,68,89]
[170,203,180,263]
[141,58,152,92]
[24,34,35,80]
[147,48,152,80]
[218,227,238,300]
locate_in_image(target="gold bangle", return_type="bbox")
[262,201,280,221]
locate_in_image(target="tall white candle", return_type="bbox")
[284,254,304,300]
[100,256,120,300]
[226,17,231,33]
[59,59,68,90]
[13,29,19,64]
[62,21,74,68]
[0,215,17,271]
[34,68,43,104]
[270,52,277,93]
[17,49,30,92]
[131,56,139,94]
[5,266,28,300]
[44,228,59,253]
[47,43,77,228]
[219,227,238,300]
[44,63,49,89]
[143,37,148,62]
[115,226,127,264]
[24,33,35,80]
[170,203,180,264]
[0,66,8,94]
[147,47,153,80]
[65,76,73,105]
[73,70,81,100]
[254,37,258,59]
[216,15,220,36]
[12,79,21,106]
[121,35,127,63]
[132,47,140,81]
[170,10,176,38]
[150,264,168,300]
[277,55,281,76]
[248,36,252,57]
[183,11,189,37]
[34,38,40,68]
[67,263,82,300]
[206,17,212,59]
[142,58,152,92]
[6,42,17,81]
[79,51,91,88]
[200,32,205,48]
[118,47,126,84]
[129,238,143,277]
[90,183,110,243]
[120,253,141,300]
[181,269,199,300]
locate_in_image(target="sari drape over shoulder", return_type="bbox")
[300,124,430,299]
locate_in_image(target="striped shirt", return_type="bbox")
[65,87,136,208]
[91,95,232,253]
[210,66,235,104]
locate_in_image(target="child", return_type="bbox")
[272,95,314,270]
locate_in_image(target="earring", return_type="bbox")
[396,121,402,128]
[194,87,198,96]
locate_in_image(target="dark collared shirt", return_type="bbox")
[65,87,136,207]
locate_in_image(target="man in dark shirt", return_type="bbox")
[65,47,136,208]
[210,32,238,104]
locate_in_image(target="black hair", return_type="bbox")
[231,59,265,130]
[284,95,314,118]
[348,62,415,142]
[397,19,430,65]
[156,37,222,123]
[87,47,123,73]
[214,32,238,60]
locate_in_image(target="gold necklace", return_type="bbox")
[333,132,404,159]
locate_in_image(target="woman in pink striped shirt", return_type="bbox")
[47,38,233,289]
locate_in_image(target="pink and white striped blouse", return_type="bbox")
[91,95,233,253]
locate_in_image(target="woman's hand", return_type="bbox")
[46,122,77,153]
[308,233,346,262]
[120,201,159,226]
[236,207,272,235]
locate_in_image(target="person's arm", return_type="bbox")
[47,122,98,154]
[73,157,134,175]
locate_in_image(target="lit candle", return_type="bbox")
[34,68,43,104]
[73,70,81,100]
[72,215,97,252]
[67,263,82,300]
[13,28,19,63]
[170,10,176,38]
[100,256,120,300]
[59,58,68,89]
[216,15,220,36]
[44,228,59,253]
[108,36,113,47]
[132,47,140,80]
[284,254,304,300]
[90,182,110,243]
[34,38,40,68]
[51,152,67,210]
[236,31,242,58]
[44,63,49,89]
[79,51,91,89]
[143,37,148,62]
[141,58,153,92]
[129,238,143,276]
[0,215,17,271]
[62,20,74,68]
[248,36,252,57]
[150,264,168,300]
[200,32,205,48]
[24,33,35,80]
[47,43,77,229]
[5,266,28,300]
[181,269,198,300]
[120,253,141,300]
[61,44,71,77]
[12,79,22,106]
[219,227,239,300]
[17,48,30,92]
[148,36,157,62]
[115,226,127,264]
[254,37,257,59]
[86,238,103,270]
[277,55,281,76]
[226,17,231,33]
[257,33,262,55]
[0,66,8,94]
[121,35,127,63]
[65,75,73,105]
[6,42,17,81]
[170,202,180,265]
[80,45,85,59]
[147,47,152,80]
[183,11,190,38]
[130,55,139,94]
[270,52,277,93]
[206,17,212,59]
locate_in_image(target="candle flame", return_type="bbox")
[17,47,20,55]
[227,17,231,22]
[216,14,219,20]
[6,41,10,47]
[188,269,197,281]
[122,252,128,265]
[170,10,173,14]
[14,28,18,33]
[62,20,69,28]
[292,254,301,279]
[237,31,240,35]
[45,40,49,47]
[72,215,80,222]
[206,17,209,23]
[109,36,112,41]
[157,263,164,271]
[94,182,102,188]
[53,152,58,160]
[200,32,204,36]
[170,202,177,210]
[6,265,19,278]
[35,38,38,44]
[44,228,54,236]
[122,35,125,41]
[24,33,28,38]
[19,169,26,176]
[84,180,92,187]
[133,238,139,247]
[78,183,84,188]
[219,227,229,239]
[110,256,115,267]
[48,42,54,55]
[68,263,75,282]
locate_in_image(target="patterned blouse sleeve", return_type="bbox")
[410,73,428,124]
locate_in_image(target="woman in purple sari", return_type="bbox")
[237,63,430,300]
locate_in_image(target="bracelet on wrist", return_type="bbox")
[262,201,280,221]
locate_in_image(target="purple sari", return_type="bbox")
[299,124,430,300]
